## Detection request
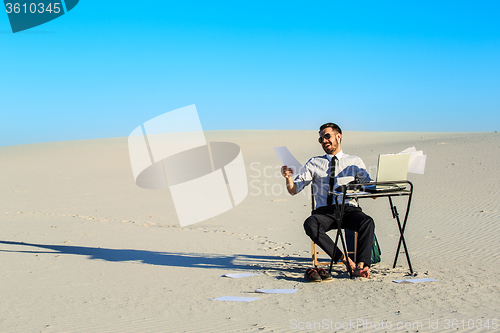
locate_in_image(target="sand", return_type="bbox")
[1,130,499,332]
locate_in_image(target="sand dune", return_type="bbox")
[1,131,499,332]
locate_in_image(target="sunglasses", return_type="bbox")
[318,133,332,143]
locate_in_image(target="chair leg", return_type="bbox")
[354,232,358,263]
[312,233,359,266]
[311,241,318,267]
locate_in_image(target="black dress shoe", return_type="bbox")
[316,267,333,281]
[304,268,322,283]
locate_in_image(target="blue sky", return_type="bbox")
[1,1,499,146]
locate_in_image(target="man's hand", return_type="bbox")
[281,165,298,195]
[281,165,294,179]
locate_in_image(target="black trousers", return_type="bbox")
[304,205,375,267]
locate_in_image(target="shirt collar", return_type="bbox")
[326,150,343,162]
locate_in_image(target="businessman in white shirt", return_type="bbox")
[281,123,374,279]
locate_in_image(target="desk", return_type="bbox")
[328,181,414,278]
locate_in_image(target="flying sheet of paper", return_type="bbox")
[393,278,438,284]
[210,296,260,302]
[255,289,297,294]
[273,146,305,175]
[222,273,260,279]
[400,147,427,174]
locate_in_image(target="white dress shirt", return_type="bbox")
[293,150,372,208]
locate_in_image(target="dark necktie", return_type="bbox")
[326,156,336,206]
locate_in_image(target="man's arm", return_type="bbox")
[281,165,298,195]
[354,157,378,199]
[355,158,373,184]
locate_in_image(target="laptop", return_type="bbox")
[366,153,410,193]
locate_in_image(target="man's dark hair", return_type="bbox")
[319,122,342,134]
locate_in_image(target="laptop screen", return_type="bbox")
[376,153,410,183]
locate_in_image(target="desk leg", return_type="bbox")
[389,197,414,274]
[328,204,353,278]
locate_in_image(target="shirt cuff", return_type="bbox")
[294,180,305,193]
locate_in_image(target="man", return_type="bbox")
[281,123,374,279]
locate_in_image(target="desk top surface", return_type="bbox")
[343,189,412,199]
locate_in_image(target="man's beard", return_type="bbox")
[322,143,334,154]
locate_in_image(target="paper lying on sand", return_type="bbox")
[393,278,438,284]
[400,147,427,174]
[255,289,297,294]
[222,273,260,279]
[211,296,260,302]
[273,146,305,175]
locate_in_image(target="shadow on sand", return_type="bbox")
[0,240,313,274]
